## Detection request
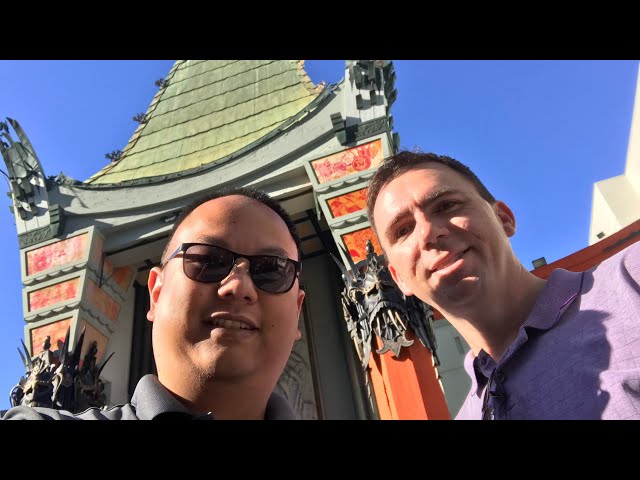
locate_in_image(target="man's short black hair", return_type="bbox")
[162,186,302,262]
[366,150,496,235]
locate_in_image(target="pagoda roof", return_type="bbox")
[85,60,323,185]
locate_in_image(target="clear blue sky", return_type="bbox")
[0,60,637,410]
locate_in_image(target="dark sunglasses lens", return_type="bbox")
[183,245,233,282]
[250,256,296,293]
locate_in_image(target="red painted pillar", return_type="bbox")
[368,331,450,420]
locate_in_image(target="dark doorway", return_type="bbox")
[128,281,156,398]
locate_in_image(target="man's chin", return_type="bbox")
[200,353,255,380]
[432,277,481,309]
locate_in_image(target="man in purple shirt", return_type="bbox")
[367,150,640,419]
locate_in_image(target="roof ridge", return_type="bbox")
[295,60,326,95]
[120,60,184,151]
[87,60,184,183]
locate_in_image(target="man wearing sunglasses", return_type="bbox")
[368,150,640,420]
[3,187,305,420]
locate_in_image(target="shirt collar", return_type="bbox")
[264,391,297,420]
[463,268,584,397]
[522,268,584,332]
[131,375,297,420]
[464,349,494,398]
[131,374,200,420]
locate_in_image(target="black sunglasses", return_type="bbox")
[162,242,301,294]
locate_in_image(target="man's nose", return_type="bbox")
[216,258,258,302]
[416,214,448,249]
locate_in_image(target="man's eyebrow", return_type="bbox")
[257,247,291,258]
[382,187,458,241]
[196,236,289,258]
[197,235,230,249]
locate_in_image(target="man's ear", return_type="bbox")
[147,266,163,323]
[495,201,516,238]
[294,289,305,341]
[389,263,414,297]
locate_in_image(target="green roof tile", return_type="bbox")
[86,60,321,185]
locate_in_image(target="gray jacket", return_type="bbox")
[1,374,297,420]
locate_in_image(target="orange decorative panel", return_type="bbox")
[311,139,383,184]
[112,266,134,291]
[86,280,121,322]
[327,188,368,218]
[341,227,383,263]
[26,233,89,275]
[100,259,133,291]
[28,278,80,311]
[30,318,73,356]
[79,320,109,366]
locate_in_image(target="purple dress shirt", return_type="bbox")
[456,242,640,419]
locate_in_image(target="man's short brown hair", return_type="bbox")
[366,150,496,234]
